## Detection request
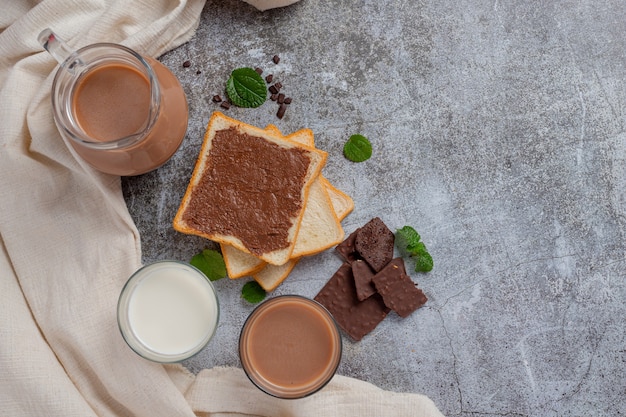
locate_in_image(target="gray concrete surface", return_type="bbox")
[122,1,626,415]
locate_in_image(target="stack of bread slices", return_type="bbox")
[173,112,353,291]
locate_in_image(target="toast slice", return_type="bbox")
[320,176,354,221]
[173,112,327,266]
[221,243,265,279]
[253,259,300,292]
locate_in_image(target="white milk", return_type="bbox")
[119,261,219,362]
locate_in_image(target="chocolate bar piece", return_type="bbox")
[335,228,361,262]
[372,258,428,318]
[351,259,376,301]
[355,217,394,272]
[315,262,389,341]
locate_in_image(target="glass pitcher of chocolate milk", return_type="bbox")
[39,29,188,176]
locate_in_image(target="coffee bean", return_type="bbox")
[269,85,279,95]
[212,95,222,103]
[270,94,278,101]
[272,55,280,64]
[284,97,292,104]
[255,67,263,74]
[265,74,273,83]
[277,103,287,119]
[183,60,191,68]
[277,93,285,104]
[220,101,231,110]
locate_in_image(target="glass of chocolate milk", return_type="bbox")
[39,29,188,176]
[239,295,342,399]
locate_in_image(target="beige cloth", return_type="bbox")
[0,1,444,416]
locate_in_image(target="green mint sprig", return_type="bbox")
[343,134,372,162]
[396,226,433,273]
[190,249,227,281]
[226,67,267,108]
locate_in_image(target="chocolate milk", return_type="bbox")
[68,58,187,176]
[239,295,342,398]
[73,63,151,142]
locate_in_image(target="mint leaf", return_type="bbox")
[241,281,266,303]
[396,226,433,273]
[396,226,421,255]
[414,250,434,272]
[343,134,372,162]
[190,249,227,281]
[226,67,267,108]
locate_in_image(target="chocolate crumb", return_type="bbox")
[196,70,202,75]
[269,85,279,95]
[265,74,273,83]
[220,101,231,110]
[272,55,280,64]
[182,60,191,68]
[212,95,222,103]
[284,97,292,104]
[274,82,283,90]
[277,103,287,119]
[277,93,285,104]
[255,67,263,74]
[270,94,278,101]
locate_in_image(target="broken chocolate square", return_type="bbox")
[372,258,428,318]
[315,262,389,341]
[355,217,394,272]
[335,228,361,262]
[352,259,376,301]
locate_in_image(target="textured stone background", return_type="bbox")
[122,1,626,415]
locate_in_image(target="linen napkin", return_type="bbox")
[0,1,444,416]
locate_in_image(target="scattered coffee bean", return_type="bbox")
[272,55,280,64]
[265,74,273,83]
[284,97,292,104]
[220,101,231,110]
[212,95,222,103]
[270,94,278,101]
[277,103,287,119]
[277,93,285,104]
[269,85,279,95]
[255,67,263,75]
[183,60,191,68]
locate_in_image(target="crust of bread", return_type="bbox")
[173,112,327,266]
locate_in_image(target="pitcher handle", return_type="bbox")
[38,28,84,73]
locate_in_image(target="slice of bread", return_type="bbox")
[173,112,327,266]
[221,243,265,279]
[253,259,299,292]
[320,176,354,221]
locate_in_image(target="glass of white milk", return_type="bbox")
[117,260,219,362]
